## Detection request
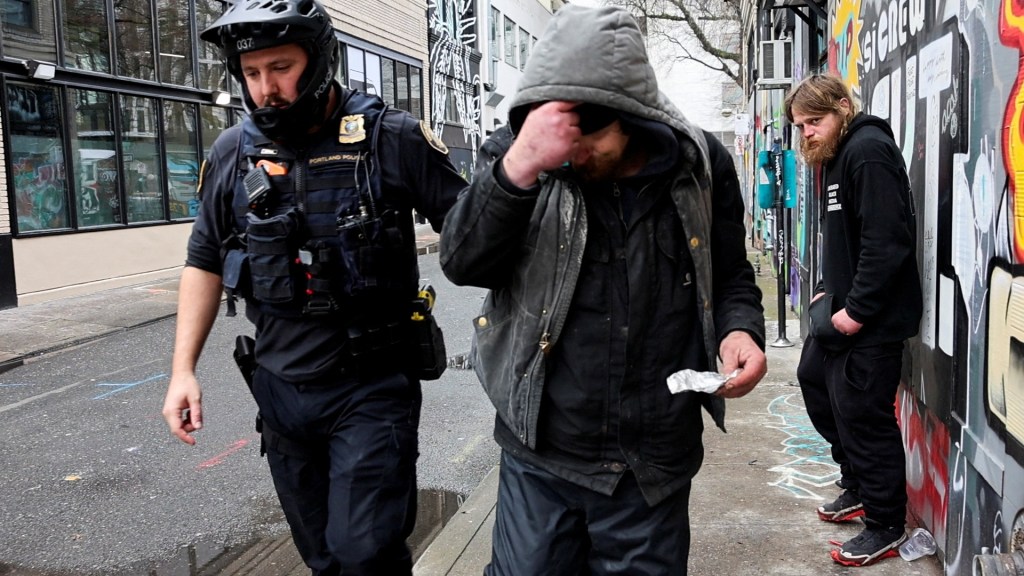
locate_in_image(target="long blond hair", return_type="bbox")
[783,74,859,124]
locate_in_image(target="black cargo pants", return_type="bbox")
[251,366,421,576]
[797,335,907,527]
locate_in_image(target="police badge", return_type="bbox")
[338,114,366,144]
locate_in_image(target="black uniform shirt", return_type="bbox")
[185,89,466,381]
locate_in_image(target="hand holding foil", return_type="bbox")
[666,368,743,394]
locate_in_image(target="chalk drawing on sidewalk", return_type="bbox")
[765,393,840,499]
[93,373,166,400]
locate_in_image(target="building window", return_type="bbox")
[114,0,155,80]
[519,26,529,70]
[381,57,396,107]
[70,88,119,227]
[503,16,515,67]
[120,94,164,223]
[157,0,195,86]
[196,0,228,91]
[397,61,409,113]
[6,82,69,233]
[347,46,366,92]
[489,7,500,59]
[3,0,32,27]
[62,0,110,73]
[366,53,381,97]
[3,0,58,67]
[409,68,421,119]
[165,101,200,219]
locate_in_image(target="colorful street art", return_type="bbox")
[772,0,1024,573]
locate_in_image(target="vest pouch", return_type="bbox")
[337,210,400,295]
[246,209,303,304]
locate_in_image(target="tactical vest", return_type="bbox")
[222,91,414,324]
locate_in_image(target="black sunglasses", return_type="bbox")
[575,103,618,135]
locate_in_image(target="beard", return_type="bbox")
[801,121,847,166]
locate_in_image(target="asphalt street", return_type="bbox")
[0,254,498,575]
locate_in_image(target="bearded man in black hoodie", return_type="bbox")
[786,74,922,567]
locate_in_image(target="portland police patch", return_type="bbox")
[419,120,449,154]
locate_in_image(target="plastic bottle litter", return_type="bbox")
[899,527,937,561]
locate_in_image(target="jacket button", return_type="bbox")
[690,237,700,248]
[477,317,488,328]
[704,299,711,310]
[610,462,625,473]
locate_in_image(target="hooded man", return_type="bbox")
[787,74,922,567]
[440,6,766,574]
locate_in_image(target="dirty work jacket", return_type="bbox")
[440,127,765,456]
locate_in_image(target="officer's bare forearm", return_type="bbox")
[171,266,223,376]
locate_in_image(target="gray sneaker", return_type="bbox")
[817,489,865,522]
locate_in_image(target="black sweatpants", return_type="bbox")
[797,335,907,527]
[252,367,421,576]
[485,451,692,576]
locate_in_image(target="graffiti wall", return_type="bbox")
[427,0,482,179]
[810,0,1024,573]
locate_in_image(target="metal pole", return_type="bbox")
[770,138,793,348]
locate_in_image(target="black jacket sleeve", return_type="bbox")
[389,113,468,232]
[704,131,766,349]
[439,127,542,289]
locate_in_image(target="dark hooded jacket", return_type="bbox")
[439,5,764,505]
[815,113,922,348]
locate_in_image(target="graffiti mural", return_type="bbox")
[427,0,482,176]
[799,0,1024,573]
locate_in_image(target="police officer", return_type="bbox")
[160,1,465,574]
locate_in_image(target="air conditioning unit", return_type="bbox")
[759,39,793,86]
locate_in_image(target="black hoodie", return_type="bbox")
[819,112,922,345]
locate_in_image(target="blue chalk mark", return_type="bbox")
[765,393,841,499]
[94,373,167,400]
[0,383,31,387]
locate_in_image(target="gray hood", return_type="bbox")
[509,4,705,154]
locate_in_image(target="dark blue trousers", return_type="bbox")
[797,336,907,527]
[485,451,692,576]
[251,367,421,576]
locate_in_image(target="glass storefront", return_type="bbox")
[69,88,118,227]
[6,82,68,232]
[1,0,426,236]
[166,102,200,220]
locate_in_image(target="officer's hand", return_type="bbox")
[501,101,582,187]
[162,372,203,445]
[831,308,863,336]
[716,331,767,398]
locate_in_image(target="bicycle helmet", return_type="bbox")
[201,0,339,142]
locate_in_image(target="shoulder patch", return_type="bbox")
[196,159,208,199]
[419,120,449,154]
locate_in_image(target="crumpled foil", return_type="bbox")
[666,368,742,394]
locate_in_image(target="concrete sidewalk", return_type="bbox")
[413,328,945,576]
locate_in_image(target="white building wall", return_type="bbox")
[480,0,555,133]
